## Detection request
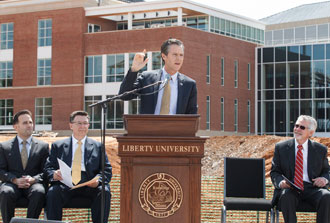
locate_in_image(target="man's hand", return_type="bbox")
[53,169,63,181]
[86,178,99,188]
[279,180,291,189]
[312,177,328,187]
[131,49,149,72]
[12,177,30,189]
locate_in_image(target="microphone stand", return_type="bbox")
[88,79,163,222]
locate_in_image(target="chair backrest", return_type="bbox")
[224,157,265,199]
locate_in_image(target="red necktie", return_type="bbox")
[294,145,304,190]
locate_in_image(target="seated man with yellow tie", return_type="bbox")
[0,110,49,223]
[119,38,198,115]
[44,111,112,223]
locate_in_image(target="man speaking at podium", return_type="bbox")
[119,38,198,115]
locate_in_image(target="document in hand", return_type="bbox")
[282,175,303,191]
[57,158,100,189]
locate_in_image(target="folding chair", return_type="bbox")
[221,157,274,223]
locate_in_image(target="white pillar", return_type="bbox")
[128,12,133,30]
[177,8,182,26]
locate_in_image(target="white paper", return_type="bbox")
[57,158,73,188]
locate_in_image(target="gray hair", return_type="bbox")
[297,115,317,132]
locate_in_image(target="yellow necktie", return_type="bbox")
[21,140,28,169]
[160,80,171,115]
[72,141,82,185]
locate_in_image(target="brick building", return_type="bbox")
[0,0,264,135]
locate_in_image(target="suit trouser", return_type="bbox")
[279,182,330,223]
[0,182,45,223]
[46,183,111,223]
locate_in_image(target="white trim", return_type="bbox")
[35,124,52,131]
[0,49,13,61]
[37,46,52,59]
[0,84,83,90]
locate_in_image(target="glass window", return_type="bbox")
[288,46,299,61]
[225,20,230,35]
[220,18,225,34]
[85,56,102,83]
[187,17,197,29]
[0,23,13,50]
[37,59,51,85]
[273,30,283,45]
[284,28,294,44]
[263,48,274,63]
[326,100,330,132]
[263,64,274,89]
[313,61,325,87]
[275,63,286,88]
[264,101,274,133]
[326,60,330,87]
[275,47,286,62]
[275,101,286,132]
[313,44,325,60]
[265,31,272,45]
[318,24,328,40]
[288,62,299,88]
[234,99,238,132]
[152,52,163,70]
[301,100,312,116]
[300,45,312,61]
[84,96,102,129]
[221,57,224,86]
[0,61,13,87]
[314,100,326,131]
[0,99,13,126]
[288,101,299,132]
[295,27,305,43]
[35,98,52,125]
[326,44,330,59]
[106,54,124,82]
[106,95,124,129]
[234,60,238,88]
[210,16,214,32]
[306,25,316,42]
[247,100,250,133]
[220,97,224,131]
[206,96,210,130]
[206,55,210,84]
[128,98,140,114]
[300,62,312,88]
[38,19,52,47]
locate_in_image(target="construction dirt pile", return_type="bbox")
[1,135,330,180]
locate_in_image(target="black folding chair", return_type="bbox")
[221,157,274,223]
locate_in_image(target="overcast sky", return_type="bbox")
[146,0,327,20]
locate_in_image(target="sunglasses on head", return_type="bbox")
[294,124,306,130]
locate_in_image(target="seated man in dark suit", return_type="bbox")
[0,109,49,223]
[119,38,198,115]
[271,115,330,223]
[44,111,112,223]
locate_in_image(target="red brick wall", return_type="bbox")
[84,26,256,133]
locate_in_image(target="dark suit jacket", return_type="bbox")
[0,136,49,184]
[270,138,330,205]
[119,69,198,114]
[44,137,112,185]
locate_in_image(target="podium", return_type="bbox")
[115,115,206,223]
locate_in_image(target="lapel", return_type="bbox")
[287,139,296,177]
[307,139,314,180]
[12,136,24,170]
[84,137,94,168]
[25,137,38,170]
[64,137,73,167]
[153,69,163,109]
[176,73,185,114]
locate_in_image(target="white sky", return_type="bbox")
[146,0,327,20]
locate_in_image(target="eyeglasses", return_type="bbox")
[294,124,306,130]
[71,122,89,126]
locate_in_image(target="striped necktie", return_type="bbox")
[294,144,304,190]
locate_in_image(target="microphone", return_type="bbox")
[162,73,171,85]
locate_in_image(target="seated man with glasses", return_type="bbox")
[44,110,112,223]
[271,115,330,223]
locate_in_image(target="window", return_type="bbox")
[206,55,210,84]
[85,96,102,129]
[234,99,238,132]
[37,59,51,85]
[107,54,124,82]
[106,95,124,129]
[221,57,224,86]
[35,98,52,125]
[85,56,102,83]
[247,63,250,90]
[0,23,13,49]
[0,99,13,126]
[129,53,147,72]
[206,96,210,130]
[0,61,13,87]
[247,100,250,133]
[129,98,140,114]
[88,24,101,33]
[220,97,224,131]
[38,19,52,47]
[234,60,238,88]
[152,52,163,70]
